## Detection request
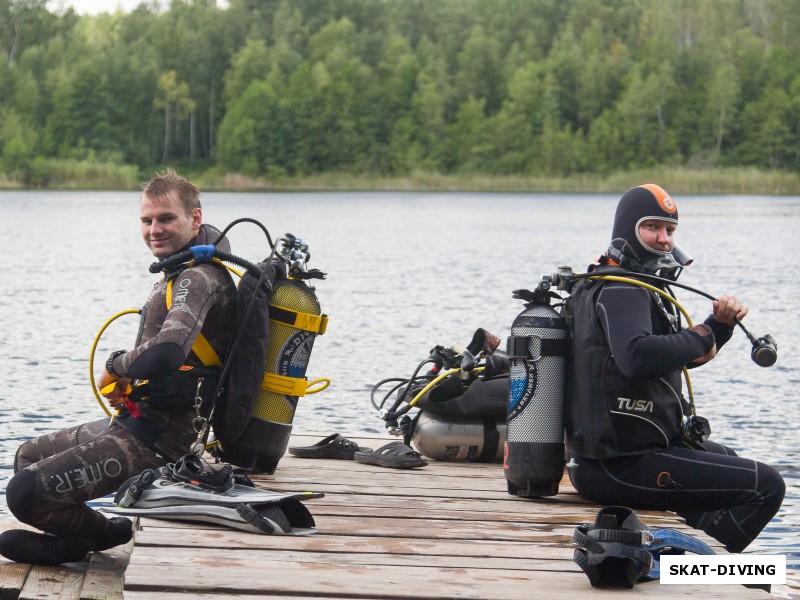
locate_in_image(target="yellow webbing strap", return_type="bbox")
[269,303,329,335]
[261,373,330,397]
[166,278,222,368]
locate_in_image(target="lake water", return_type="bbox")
[0,191,798,591]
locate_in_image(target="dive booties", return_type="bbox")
[0,517,132,566]
[108,454,322,535]
[0,530,90,565]
[572,506,715,588]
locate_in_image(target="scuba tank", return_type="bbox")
[505,277,569,497]
[412,408,506,461]
[411,375,508,461]
[217,234,328,474]
[375,329,509,462]
[142,224,328,475]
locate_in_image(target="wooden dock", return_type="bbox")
[1,432,773,599]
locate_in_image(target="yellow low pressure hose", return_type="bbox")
[89,309,141,416]
[584,274,694,328]
[585,274,697,415]
[409,366,485,407]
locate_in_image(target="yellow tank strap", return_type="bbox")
[269,303,328,335]
[262,372,309,396]
[261,373,330,396]
[166,278,222,368]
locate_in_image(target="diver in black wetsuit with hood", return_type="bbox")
[565,184,785,553]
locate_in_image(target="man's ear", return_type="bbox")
[191,207,202,231]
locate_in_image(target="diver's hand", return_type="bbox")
[712,295,748,327]
[99,371,132,409]
[98,368,116,394]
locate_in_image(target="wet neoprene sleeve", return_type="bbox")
[595,282,720,379]
[124,343,184,379]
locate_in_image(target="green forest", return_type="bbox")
[1,0,800,192]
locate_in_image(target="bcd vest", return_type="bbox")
[564,273,684,459]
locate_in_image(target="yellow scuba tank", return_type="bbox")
[217,235,328,474]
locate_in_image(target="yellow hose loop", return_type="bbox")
[587,273,699,416]
[90,309,141,417]
[586,275,694,328]
[305,378,330,394]
[409,366,485,407]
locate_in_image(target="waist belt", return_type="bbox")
[130,367,222,412]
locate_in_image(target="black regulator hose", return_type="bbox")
[213,217,274,250]
[149,246,266,279]
[150,217,276,277]
[571,271,778,367]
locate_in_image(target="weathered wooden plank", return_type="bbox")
[134,545,572,571]
[78,538,134,600]
[122,560,764,600]
[17,562,87,600]
[251,480,563,501]
[124,594,346,600]
[295,497,684,526]
[134,513,570,543]
[0,560,30,600]
[132,528,573,560]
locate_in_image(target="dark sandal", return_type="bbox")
[353,441,428,469]
[288,434,369,460]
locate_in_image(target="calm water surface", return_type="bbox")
[0,191,797,591]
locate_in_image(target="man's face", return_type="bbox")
[140,191,201,258]
[637,218,676,254]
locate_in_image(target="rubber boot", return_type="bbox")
[88,517,134,552]
[0,530,90,565]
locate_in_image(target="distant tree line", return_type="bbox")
[1,0,799,184]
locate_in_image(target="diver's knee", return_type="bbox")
[6,469,38,524]
[14,441,37,473]
[758,462,786,505]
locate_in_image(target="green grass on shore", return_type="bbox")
[2,162,799,195]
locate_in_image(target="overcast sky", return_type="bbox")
[54,0,228,15]
[55,0,151,14]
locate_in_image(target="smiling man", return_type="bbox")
[0,170,237,566]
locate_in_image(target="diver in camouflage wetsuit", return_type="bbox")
[1,170,236,565]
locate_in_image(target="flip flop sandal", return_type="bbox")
[353,441,428,469]
[288,433,370,460]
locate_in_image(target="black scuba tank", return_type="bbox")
[504,289,569,497]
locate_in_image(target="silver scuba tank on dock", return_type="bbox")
[411,375,508,462]
[413,412,506,462]
[505,279,569,497]
[374,331,509,462]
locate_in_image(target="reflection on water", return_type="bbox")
[1,191,798,591]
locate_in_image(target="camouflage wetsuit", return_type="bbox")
[7,224,236,540]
